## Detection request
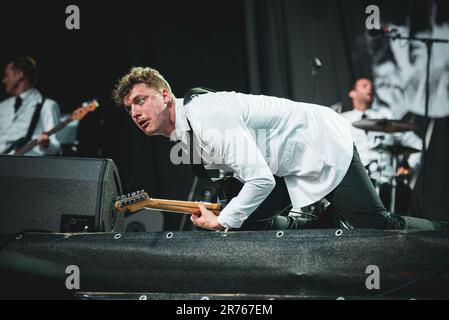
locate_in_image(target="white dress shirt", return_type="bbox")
[170,91,354,229]
[341,106,422,183]
[0,88,61,155]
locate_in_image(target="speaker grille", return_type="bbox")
[0,155,123,233]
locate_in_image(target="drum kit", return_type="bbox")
[352,118,421,212]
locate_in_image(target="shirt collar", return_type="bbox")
[170,98,190,142]
[18,88,39,102]
[352,107,377,117]
[352,104,383,115]
[352,108,367,114]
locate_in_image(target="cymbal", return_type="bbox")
[372,144,421,156]
[352,118,417,133]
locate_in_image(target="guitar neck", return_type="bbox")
[115,197,222,215]
[14,117,72,155]
[47,117,73,136]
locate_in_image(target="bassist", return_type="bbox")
[0,57,61,155]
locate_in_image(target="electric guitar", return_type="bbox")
[115,190,222,215]
[3,100,99,155]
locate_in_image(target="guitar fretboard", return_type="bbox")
[47,117,73,135]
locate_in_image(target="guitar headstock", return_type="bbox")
[115,190,150,212]
[71,100,99,121]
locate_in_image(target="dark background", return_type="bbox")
[1,0,448,229]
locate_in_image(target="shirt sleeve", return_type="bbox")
[398,131,422,170]
[191,106,275,229]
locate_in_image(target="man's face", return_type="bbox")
[2,64,22,95]
[352,78,373,105]
[124,83,169,136]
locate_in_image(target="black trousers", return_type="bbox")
[241,146,444,231]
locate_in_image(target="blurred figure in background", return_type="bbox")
[341,78,422,214]
[0,57,61,155]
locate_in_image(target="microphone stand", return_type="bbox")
[386,31,448,214]
[311,58,322,103]
[179,175,198,231]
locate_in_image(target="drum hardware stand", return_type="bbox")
[390,154,398,214]
[376,144,399,214]
[374,136,385,196]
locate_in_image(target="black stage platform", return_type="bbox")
[1,229,449,299]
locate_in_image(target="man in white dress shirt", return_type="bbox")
[341,78,422,212]
[0,57,61,156]
[112,67,446,231]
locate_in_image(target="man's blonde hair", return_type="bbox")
[112,67,172,106]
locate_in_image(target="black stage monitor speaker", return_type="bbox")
[124,210,164,233]
[0,155,123,234]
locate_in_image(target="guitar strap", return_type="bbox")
[25,97,46,143]
[2,97,46,154]
[183,88,215,180]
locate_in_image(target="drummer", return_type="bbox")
[341,78,422,211]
